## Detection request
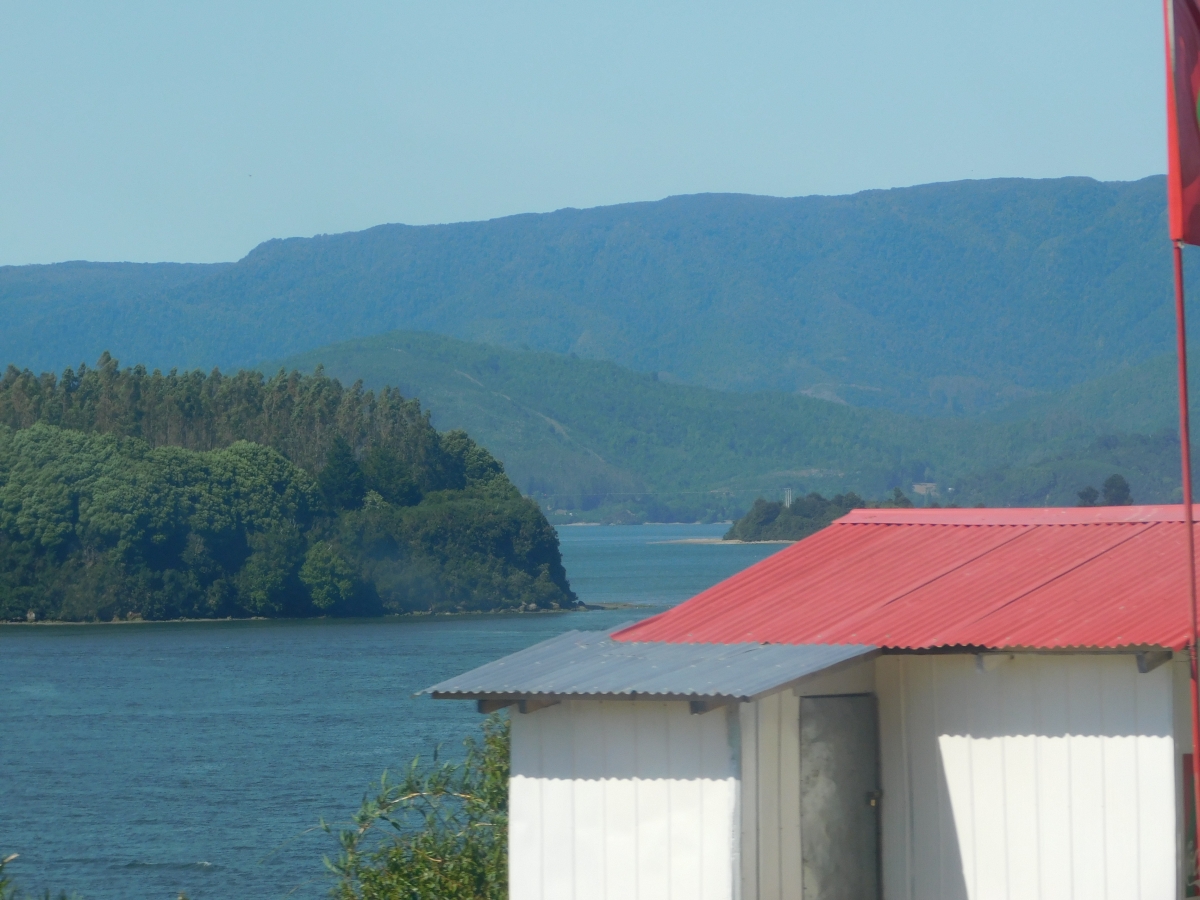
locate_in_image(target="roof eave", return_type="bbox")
[428,647,883,704]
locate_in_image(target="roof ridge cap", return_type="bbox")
[838,505,1184,526]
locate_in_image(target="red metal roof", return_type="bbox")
[613,505,1198,650]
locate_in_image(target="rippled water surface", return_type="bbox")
[0,524,781,899]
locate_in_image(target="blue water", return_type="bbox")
[0,524,781,899]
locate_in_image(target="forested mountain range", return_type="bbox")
[0,358,575,621]
[269,331,1192,520]
[3,176,1192,524]
[0,176,1183,417]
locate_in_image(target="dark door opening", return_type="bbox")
[799,693,881,900]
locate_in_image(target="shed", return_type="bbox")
[426,506,1199,899]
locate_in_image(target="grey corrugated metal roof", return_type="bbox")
[424,629,876,702]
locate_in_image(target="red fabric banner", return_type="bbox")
[1166,0,1200,244]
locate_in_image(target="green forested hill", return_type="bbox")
[986,351,1184,433]
[269,331,1192,518]
[0,177,1182,416]
[0,358,575,621]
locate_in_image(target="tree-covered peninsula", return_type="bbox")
[0,356,576,622]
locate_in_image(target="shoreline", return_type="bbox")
[652,538,795,545]
[0,606,597,627]
[556,521,734,527]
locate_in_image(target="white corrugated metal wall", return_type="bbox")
[739,690,802,900]
[508,699,738,900]
[506,653,1178,900]
[876,654,1178,900]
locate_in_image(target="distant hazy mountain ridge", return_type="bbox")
[0,176,1178,416]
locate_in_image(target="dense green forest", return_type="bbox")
[272,330,1192,519]
[0,177,1183,416]
[986,351,1190,433]
[0,357,575,622]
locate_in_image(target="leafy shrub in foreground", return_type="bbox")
[327,715,509,900]
[0,853,78,900]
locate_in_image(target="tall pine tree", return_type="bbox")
[319,435,366,509]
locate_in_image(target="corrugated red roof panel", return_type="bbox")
[613,506,1197,650]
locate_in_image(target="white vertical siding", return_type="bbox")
[738,689,804,900]
[737,655,876,900]
[740,701,759,900]
[762,691,802,900]
[509,699,738,900]
[778,694,802,900]
[877,654,1177,900]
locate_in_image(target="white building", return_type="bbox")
[429,506,1197,899]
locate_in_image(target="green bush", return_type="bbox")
[0,853,79,900]
[327,715,509,900]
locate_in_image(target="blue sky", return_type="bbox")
[0,1,1165,265]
